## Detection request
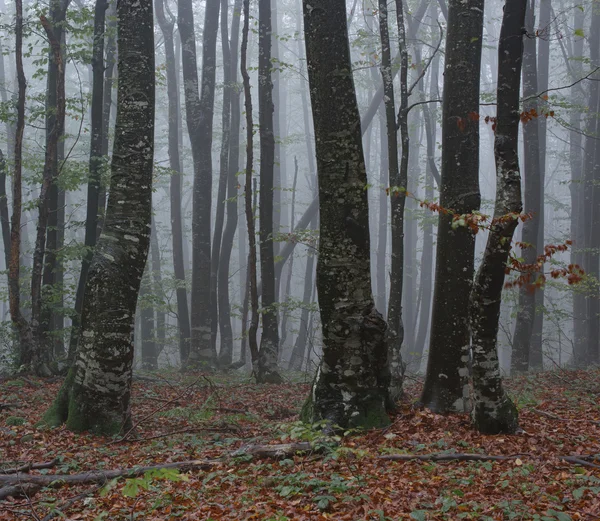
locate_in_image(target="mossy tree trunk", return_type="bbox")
[420,0,483,413]
[45,0,154,435]
[469,0,525,435]
[302,0,390,429]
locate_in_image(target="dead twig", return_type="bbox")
[531,407,600,426]
[2,459,58,475]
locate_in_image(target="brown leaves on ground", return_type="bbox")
[1,369,599,520]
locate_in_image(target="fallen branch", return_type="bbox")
[379,452,600,469]
[2,459,58,475]
[379,452,525,463]
[0,442,322,492]
[531,408,600,426]
[232,442,316,458]
[0,483,41,501]
[0,459,219,488]
[0,402,22,411]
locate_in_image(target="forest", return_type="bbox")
[0,0,599,518]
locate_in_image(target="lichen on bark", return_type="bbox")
[45,0,155,435]
[302,0,390,430]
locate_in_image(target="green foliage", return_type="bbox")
[120,468,188,498]
[5,416,26,426]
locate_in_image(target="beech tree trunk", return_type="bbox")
[217,0,243,367]
[469,0,525,434]
[155,0,191,365]
[512,0,542,373]
[0,149,10,271]
[178,0,220,368]
[45,0,155,434]
[41,0,70,359]
[421,0,483,413]
[568,5,586,365]
[256,0,282,383]
[582,1,600,365]
[378,0,404,402]
[302,0,390,429]
[69,0,107,363]
[241,0,260,372]
[288,212,317,372]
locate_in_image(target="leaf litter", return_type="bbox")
[1,369,599,520]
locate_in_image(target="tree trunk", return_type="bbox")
[257,0,282,384]
[155,0,191,365]
[241,0,260,372]
[302,0,390,429]
[69,0,107,364]
[140,267,157,371]
[178,0,220,368]
[150,217,165,361]
[217,0,243,367]
[211,0,232,365]
[45,0,155,434]
[529,0,552,370]
[279,157,298,358]
[420,0,483,413]
[20,10,66,375]
[413,7,441,372]
[469,0,525,434]
[583,1,600,364]
[41,1,70,362]
[98,0,116,236]
[289,212,317,372]
[511,0,542,373]
[0,149,10,271]
[568,5,586,365]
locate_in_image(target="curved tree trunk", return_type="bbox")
[421,0,483,413]
[217,0,243,367]
[45,0,155,434]
[302,0,390,429]
[469,0,525,434]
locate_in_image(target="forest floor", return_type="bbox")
[1,368,599,521]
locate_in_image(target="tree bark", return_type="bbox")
[583,1,600,365]
[256,0,282,383]
[150,217,165,362]
[45,0,155,434]
[155,0,191,365]
[512,0,542,373]
[469,0,525,434]
[568,5,586,365]
[420,0,483,413]
[241,0,260,373]
[302,0,390,429]
[178,0,220,368]
[0,149,10,271]
[529,0,552,370]
[288,212,317,372]
[69,0,107,364]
